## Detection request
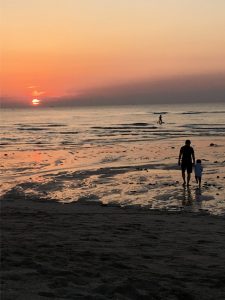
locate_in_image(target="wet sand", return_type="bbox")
[1,137,225,215]
[1,197,225,300]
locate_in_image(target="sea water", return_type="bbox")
[1,103,225,150]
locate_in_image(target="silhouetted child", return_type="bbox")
[195,159,203,188]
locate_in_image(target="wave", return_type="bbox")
[47,124,66,127]
[58,131,79,134]
[92,125,157,130]
[181,111,225,115]
[17,127,48,131]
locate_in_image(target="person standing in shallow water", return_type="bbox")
[158,114,163,125]
[178,140,195,187]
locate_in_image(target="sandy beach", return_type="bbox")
[1,105,225,299]
[1,196,225,300]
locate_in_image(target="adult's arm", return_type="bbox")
[192,148,195,164]
[178,148,182,165]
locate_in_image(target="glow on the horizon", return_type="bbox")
[32,99,40,105]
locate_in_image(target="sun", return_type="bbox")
[32,98,40,105]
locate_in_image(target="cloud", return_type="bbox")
[40,72,225,107]
[27,85,46,97]
[2,73,224,107]
[32,90,46,97]
[27,85,38,89]
[62,72,225,106]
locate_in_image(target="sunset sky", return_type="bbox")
[1,0,225,106]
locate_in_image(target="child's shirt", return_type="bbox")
[195,163,203,177]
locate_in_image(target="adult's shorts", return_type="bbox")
[181,162,193,173]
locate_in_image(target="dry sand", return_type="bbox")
[1,197,225,300]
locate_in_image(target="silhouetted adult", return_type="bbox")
[178,140,195,186]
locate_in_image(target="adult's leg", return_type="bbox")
[187,163,193,186]
[187,172,191,186]
[199,177,201,188]
[182,170,186,185]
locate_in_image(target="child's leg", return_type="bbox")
[195,176,198,183]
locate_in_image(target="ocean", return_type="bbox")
[1,103,225,150]
[1,103,225,215]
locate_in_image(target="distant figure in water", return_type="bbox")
[158,114,163,125]
[178,140,195,187]
[195,159,203,188]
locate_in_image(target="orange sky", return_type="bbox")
[1,0,225,104]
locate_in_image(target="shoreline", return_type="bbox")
[1,197,225,299]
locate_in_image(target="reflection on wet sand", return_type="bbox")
[195,187,202,201]
[181,186,205,212]
[182,186,193,206]
[194,187,203,211]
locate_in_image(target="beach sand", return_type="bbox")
[1,134,225,299]
[1,197,225,300]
